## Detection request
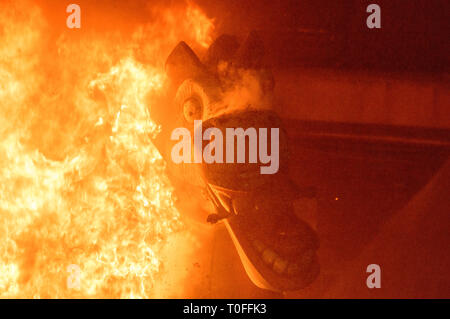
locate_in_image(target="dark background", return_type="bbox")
[38,0,449,72]
[197,0,449,72]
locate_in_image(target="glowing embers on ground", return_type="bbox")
[0,0,215,298]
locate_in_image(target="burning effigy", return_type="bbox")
[1,0,448,301]
[154,34,320,291]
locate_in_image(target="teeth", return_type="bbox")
[262,249,277,265]
[252,240,265,253]
[273,257,288,274]
[252,240,316,278]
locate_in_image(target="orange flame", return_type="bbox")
[186,1,215,48]
[0,0,214,298]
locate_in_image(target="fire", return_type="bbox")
[186,2,215,48]
[0,0,214,298]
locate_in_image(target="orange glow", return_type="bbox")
[0,0,214,298]
[186,1,215,48]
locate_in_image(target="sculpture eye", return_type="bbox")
[183,97,202,123]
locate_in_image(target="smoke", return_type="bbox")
[213,62,274,117]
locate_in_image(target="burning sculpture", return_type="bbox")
[154,32,320,291]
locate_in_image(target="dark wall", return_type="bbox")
[199,0,450,73]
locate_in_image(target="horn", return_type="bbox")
[165,41,206,86]
[233,30,265,69]
[204,34,240,68]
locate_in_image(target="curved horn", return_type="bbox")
[165,41,206,86]
[233,30,265,69]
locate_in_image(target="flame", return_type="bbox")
[0,0,214,298]
[186,2,215,48]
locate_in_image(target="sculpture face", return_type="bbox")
[156,33,320,291]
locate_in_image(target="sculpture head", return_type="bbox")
[154,32,320,291]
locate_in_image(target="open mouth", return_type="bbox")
[161,31,322,292]
[207,180,320,291]
[230,219,320,292]
[251,237,319,282]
